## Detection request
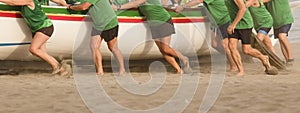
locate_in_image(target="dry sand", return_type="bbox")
[0,41,300,113]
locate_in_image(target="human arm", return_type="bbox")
[50,0,68,6]
[112,0,146,10]
[68,2,91,11]
[161,0,169,6]
[262,0,270,3]
[175,0,203,13]
[227,0,246,34]
[0,0,32,6]
[245,0,255,7]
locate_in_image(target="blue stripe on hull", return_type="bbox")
[0,42,31,46]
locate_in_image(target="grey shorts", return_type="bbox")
[148,18,175,39]
[217,22,230,39]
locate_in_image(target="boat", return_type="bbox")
[0,2,208,61]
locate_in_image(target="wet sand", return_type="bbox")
[0,41,300,113]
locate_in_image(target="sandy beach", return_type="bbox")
[0,40,299,113]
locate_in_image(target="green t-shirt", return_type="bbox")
[249,0,273,31]
[21,0,53,33]
[86,0,118,31]
[265,0,294,29]
[113,0,129,5]
[138,0,171,25]
[225,0,253,29]
[203,0,231,26]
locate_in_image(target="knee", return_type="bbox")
[211,42,218,49]
[108,45,119,53]
[242,48,251,55]
[29,47,38,55]
[159,46,171,55]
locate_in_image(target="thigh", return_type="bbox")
[31,32,49,49]
[90,35,103,49]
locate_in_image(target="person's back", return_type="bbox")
[21,0,52,33]
[203,0,230,26]
[138,0,170,23]
[265,0,293,29]
[87,0,118,31]
[225,0,253,29]
[248,0,272,31]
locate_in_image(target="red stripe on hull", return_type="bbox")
[0,11,204,23]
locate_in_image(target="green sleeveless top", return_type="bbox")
[39,0,49,5]
[265,0,294,29]
[21,0,53,33]
[249,0,273,31]
[138,0,171,25]
[225,0,253,29]
[203,0,231,26]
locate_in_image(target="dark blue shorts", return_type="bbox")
[257,27,271,35]
[274,24,292,39]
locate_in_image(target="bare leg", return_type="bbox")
[154,39,182,74]
[278,33,293,62]
[90,35,104,75]
[29,32,60,73]
[257,33,276,54]
[241,44,271,70]
[211,30,225,54]
[107,37,125,75]
[229,38,244,76]
[158,36,189,64]
[223,38,237,72]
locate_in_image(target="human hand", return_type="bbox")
[112,4,118,11]
[175,5,184,14]
[227,24,235,34]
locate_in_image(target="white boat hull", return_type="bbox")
[0,15,207,61]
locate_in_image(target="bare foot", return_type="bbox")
[182,57,193,74]
[236,72,244,77]
[262,55,271,70]
[96,72,104,76]
[51,64,61,75]
[230,67,238,72]
[118,69,126,76]
[176,69,183,75]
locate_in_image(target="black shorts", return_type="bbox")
[33,25,54,38]
[218,22,230,39]
[229,28,252,44]
[274,24,292,39]
[91,25,119,42]
[257,27,271,35]
[148,18,175,39]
